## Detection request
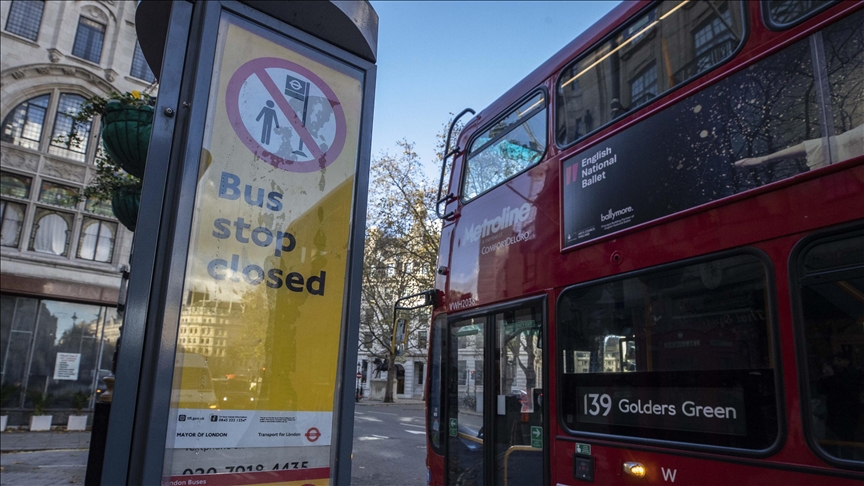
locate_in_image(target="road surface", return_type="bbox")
[351,402,427,485]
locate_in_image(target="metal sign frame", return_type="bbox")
[102,2,376,484]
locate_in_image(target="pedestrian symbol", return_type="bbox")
[256,100,280,145]
[225,57,347,173]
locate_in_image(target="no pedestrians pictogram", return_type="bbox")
[305,427,321,443]
[225,57,347,173]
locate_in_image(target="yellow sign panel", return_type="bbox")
[163,13,363,484]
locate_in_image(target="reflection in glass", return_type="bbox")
[1,172,32,199]
[71,17,105,63]
[765,0,836,27]
[48,94,90,162]
[558,254,779,449]
[799,233,864,463]
[1,295,120,413]
[176,291,262,409]
[464,93,546,201]
[448,318,485,486]
[85,198,115,218]
[1,94,50,151]
[130,41,156,83]
[4,0,45,41]
[0,295,38,408]
[38,180,79,208]
[730,12,863,172]
[561,255,772,374]
[494,307,543,486]
[428,316,445,451]
[560,8,863,249]
[557,1,745,146]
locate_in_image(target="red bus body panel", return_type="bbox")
[427,1,864,484]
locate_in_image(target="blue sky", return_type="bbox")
[369,1,620,175]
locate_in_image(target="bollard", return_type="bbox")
[85,377,114,485]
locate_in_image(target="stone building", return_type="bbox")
[0,0,155,424]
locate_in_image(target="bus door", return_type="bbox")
[447,301,545,486]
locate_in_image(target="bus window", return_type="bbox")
[763,1,837,29]
[463,92,546,202]
[558,253,779,451]
[429,315,445,453]
[493,307,543,486]
[556,1,745,147]
[447,317,486,485]
[796,231,864,465]
[561,10,863,248]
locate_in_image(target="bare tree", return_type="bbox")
[361,140,440,402]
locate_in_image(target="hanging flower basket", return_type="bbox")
[111,184,142,232]
[100,100,153,179]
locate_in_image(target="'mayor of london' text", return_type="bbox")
[463,203,532,243]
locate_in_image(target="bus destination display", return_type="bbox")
[577,387,746,436]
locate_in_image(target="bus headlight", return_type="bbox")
[623,462,646,478]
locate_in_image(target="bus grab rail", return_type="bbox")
[503,445,541,486]
[436,108,476,219]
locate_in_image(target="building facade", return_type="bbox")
[357,330,427,402]
[1,0,155,425]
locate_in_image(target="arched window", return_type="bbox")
[30,208,73,256]
[1,93,93,161]
[48,94,91,162]
[1,94,50,151]
[77,218,116,262]
[0,200,26,247]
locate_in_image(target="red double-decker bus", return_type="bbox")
[422,1,863,484]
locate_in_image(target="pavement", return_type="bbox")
[1,430,91,485]
[0,400,426,486]
[355,398,425,407]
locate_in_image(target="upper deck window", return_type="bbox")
[556,1,745,147]
[561,9,863,248]
[763,1,837,29]
[463,92,547,202]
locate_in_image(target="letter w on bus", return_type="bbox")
[661,467,677,482]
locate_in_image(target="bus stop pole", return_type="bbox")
[102,1,377,484]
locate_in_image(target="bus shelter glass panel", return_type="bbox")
[160,11,364,485]
[493,305,543,486]
[447,317,485,486]
[798,231,864,463]
[558,254,779,450]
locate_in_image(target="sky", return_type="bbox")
[368,1,620,176]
